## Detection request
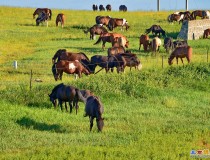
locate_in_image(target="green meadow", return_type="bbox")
[0,6,210,159]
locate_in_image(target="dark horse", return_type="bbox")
[33,8,52,20]
[163,37,174,53]
[191,10,210,20]
[106,4,112,11]
[168,46,192,65]
[36,12,50,26]
[95,16,111,26]
[52,49,90,64]
[56,13,65,28]
[76,92,104,132]
[52,60,90,80]
[108,18,130,31]
[81,54,126,73]
[83,24,108,40]
[49,83,93,114]
[92,4,98,11]
[119,5,127,12]
[99,5,105,11]
[145,25,166,37]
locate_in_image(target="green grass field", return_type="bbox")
[0,6,210,159]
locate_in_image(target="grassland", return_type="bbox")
[0,6,210,159]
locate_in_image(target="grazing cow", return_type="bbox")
[145,25,166,37]
[106,4,111,11]
[168,46,192,65]
[150,37,161,53]
[99,5,105,11]
[203,28,210,38]
[163,37,174,53]
[56,13,65,28]
[92,4,98,11]
[108,18,129,31]
[139,34,150,51]
[119,5,127,12]
[83,24,108,40]
[52,60,90,80]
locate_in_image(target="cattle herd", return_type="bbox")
[32,7,210,132]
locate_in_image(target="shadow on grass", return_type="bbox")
[16,117,66,133]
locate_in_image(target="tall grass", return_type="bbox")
[0,7,210,159]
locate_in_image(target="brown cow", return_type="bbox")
[139,34,150,51]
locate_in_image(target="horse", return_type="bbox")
[75,92,104,132]
[92,4,98,11]
[49,83,93,114]
[168,11,191,24]
[120,53,142,71]
[49,83,77,114]
[107,46,125,56]
[145,25,166,37]
[81,55,126,73]
[119,5,127,12]
[36,12,50,27]
[83,24,108,40]
[94,32,128,50]
[168,46,192,65]
[52,49,90,64]
[52,60,90,80]
[173,40,188,48]
[106,4,111,11]
[56,13,65,28]
[139,34,150,51]
[110,35,129,48]
[163,37,174,53]
[191,10,210,20]
[99,5,105,11]
[108,18,130,31]
[95,16,111,26]
[150,37,161,54]
[203,28,210,38]
[33,8,52,20]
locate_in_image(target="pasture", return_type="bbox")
[0,6,210,159]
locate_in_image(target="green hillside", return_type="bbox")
[0,7,209,159]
